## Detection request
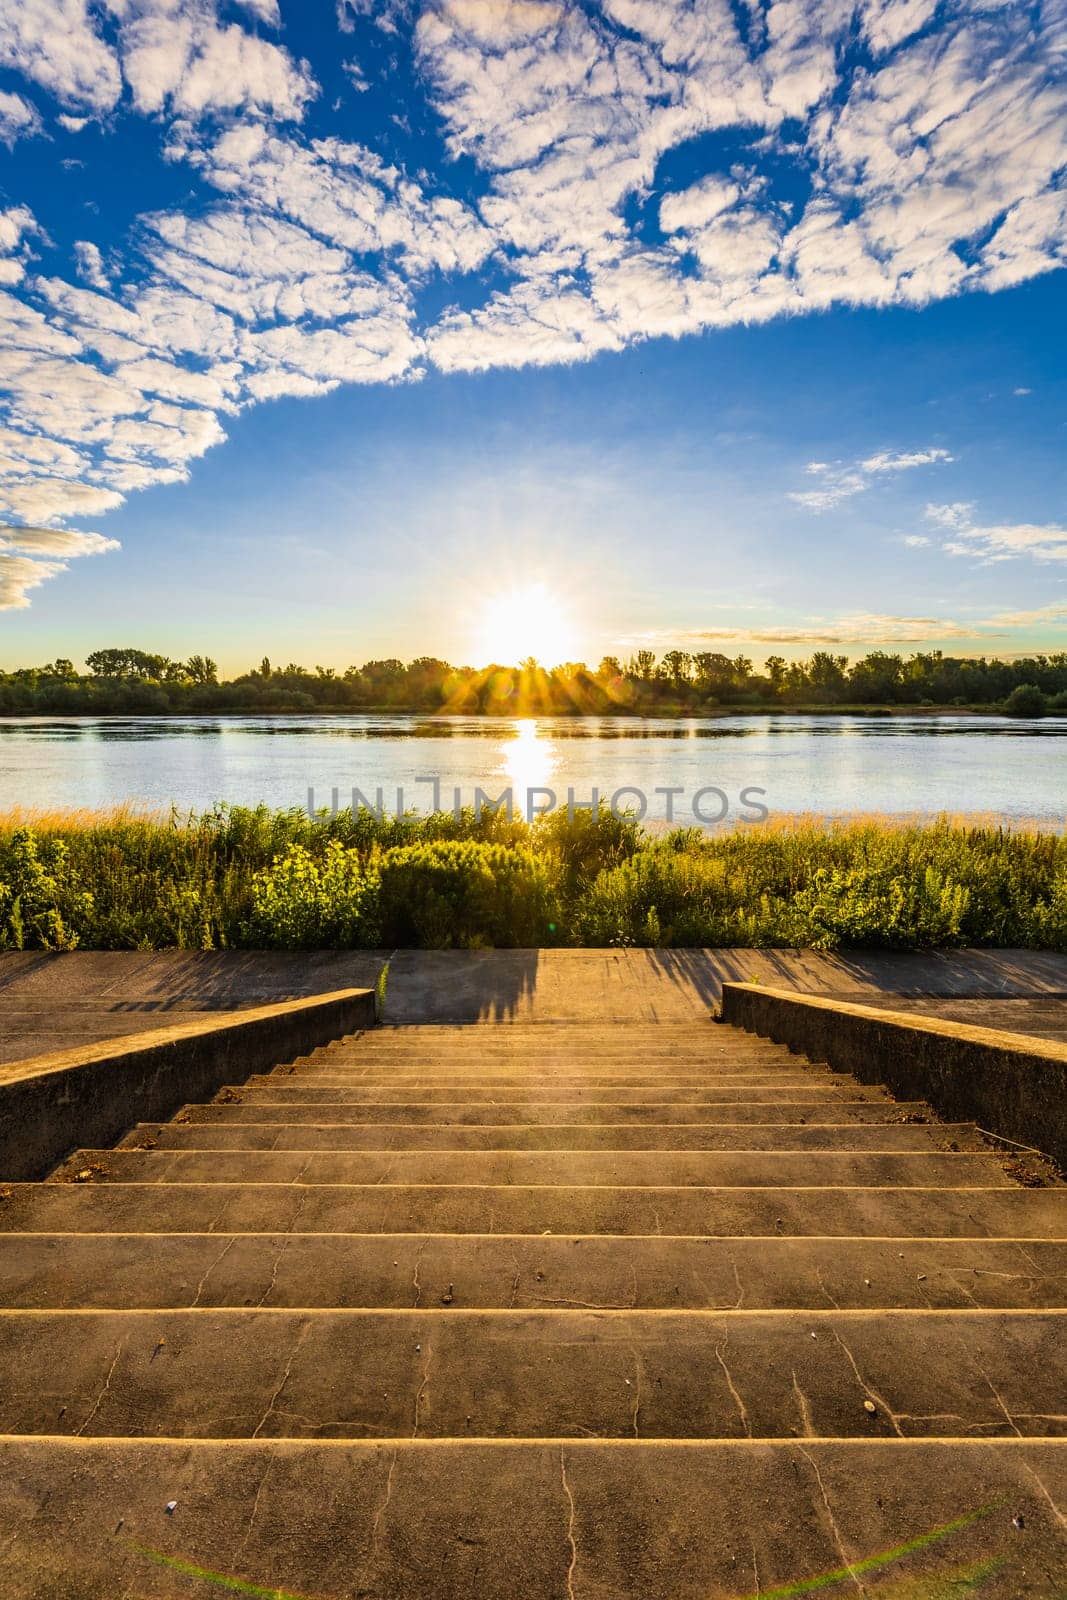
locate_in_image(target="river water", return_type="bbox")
[0,713,1063,828]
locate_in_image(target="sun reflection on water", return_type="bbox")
[501,719,558,801]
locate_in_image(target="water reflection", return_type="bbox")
[503,719,558,797]
[0,712,1062,824]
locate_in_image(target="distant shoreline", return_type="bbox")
[0,703,1048,722]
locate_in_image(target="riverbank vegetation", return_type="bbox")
[0,807,1062,952]
[2,647,1066,716]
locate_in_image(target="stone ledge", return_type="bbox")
[0,988,375,1181]
[720,982,1067,1168]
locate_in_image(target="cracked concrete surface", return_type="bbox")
[0,1006,1064,1597]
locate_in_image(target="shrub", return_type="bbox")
[0,808,1061,952]
[377,839,561,947]
[1004,683,1047,717]
[243,840,380,948]
[0,828,92,950]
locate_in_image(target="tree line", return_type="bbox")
[0,647,1064,716]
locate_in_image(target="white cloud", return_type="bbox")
[861,447,954,473]
[0,90,44,147]
[0,522,119,558]
[660,176,741,234]
[0,521,119,610]
[114,0,317,121]
[0,0,1065,605]
[791,446,953,510]
[336,0,373,31]
[0,0,122,113]
[0,206,40,289]
[927,502,1067,564]
[1,1,316,126]
[663,605,1067,646]
[925,501,974,530]
[233,0,281,25]
[183,125,495,279]
[73,240,110,290]
[0,553,70,609]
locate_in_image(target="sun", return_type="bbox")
[476,583,577,667]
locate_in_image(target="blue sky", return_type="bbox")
[0,0,1064,673]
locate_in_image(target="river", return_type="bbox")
[0,713,1063,828]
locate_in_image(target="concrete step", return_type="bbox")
[294,1056,819,1075]
[2,1182,1062,1237]
[0,1308,1062,1440]
[179,1099,933,1126]
[123,1119,981,1152]
[54,1147,1014,1189]
[227,1083,883,1103]
[298,1045,812,1064]
[4,1233,1063,1311]
[268,1069,844,1085]
[297,1047,811,1067]
[2,1438,1063,1600]
[1,1008,1064,1599]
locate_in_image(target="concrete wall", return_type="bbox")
[720,982,1067,1170]
[0,988,375,1181]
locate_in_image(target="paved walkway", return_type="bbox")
[1,948,1063,1062]
[1,1017,1064,1596]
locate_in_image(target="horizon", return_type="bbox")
[0,0,1065,669]
[5,640,1067,680]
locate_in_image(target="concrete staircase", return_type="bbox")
[0,1020,1064,1598]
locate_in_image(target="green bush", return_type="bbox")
[1004,683,1047,717]
[575,820,1065,951]
[243,839,380,948]
[0,828,92,950]
[0,808,1061,952]
[377,839,561,947]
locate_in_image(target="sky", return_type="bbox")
[0,0,1065,674]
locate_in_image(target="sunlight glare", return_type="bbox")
[477,583,577,667]
[502,718,557,796]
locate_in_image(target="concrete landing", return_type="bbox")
[2,948,1064,1061]
[1,1015,1065,1597]
[2,1439,1063,1600]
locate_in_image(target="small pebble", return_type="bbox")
[863,1400,877,1415]
[1012,1514,1025,1530]
[165,1501,178,1515]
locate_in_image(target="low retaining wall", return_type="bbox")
[720,982,1067,1169]
[0,988,375,1181]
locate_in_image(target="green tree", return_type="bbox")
[1004,683,1047,717]
[185,655,218,685]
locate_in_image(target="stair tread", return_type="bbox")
[53,1147,1015,1188]
[122,1120,983,1151]
[3,1181,1063,1237]
[180,1099,935,1124]
[1,1010,1063,1590]
[3,1436,1064,1600]
[0,1307,1063,1441]
[3,1233,1063,1310]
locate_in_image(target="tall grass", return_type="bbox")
[0,805,1062,951]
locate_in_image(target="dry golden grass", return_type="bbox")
[0,805,1059,836]
[0,804,173,833]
